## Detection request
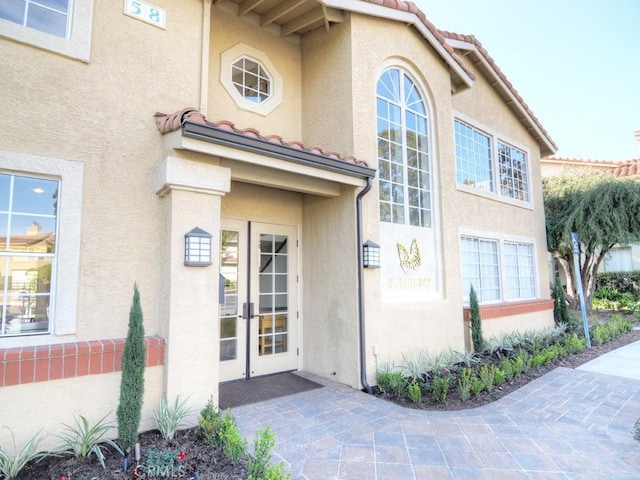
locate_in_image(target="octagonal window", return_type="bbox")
[232,57,271,104]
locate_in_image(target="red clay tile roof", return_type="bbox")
[438,30,558,153]
[354,1,556,154]
[154,108,369,167]
[358,0,475,82]
[542,156,620,166]
[611,159,640,177]
[542,156,640,178]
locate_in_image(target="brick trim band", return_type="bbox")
[463,299,554,322]
[0,336,166,387]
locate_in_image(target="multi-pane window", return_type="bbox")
[504,242,535,299]
[461,237,500,302]
[1,173,58,336]
[461,235,537,303]
[0,0,70,38]
[602,246,633,272]
[231,57,271,104]
[455,119,530,203]
[454,120,493,192]
[498,143,529,201]
[377,68,432,227]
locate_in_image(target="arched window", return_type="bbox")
[376,68,432,227]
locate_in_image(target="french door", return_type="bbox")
[219,220,298,382]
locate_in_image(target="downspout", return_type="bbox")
[356,177,373,394]
[200,0,212,115]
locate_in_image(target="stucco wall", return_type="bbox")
[208,4,302,142]
[0,367,165,451]
[0,0,203,346]
[302,188,360,388]
[0,0,206,446]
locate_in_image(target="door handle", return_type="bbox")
[241,302,256,320]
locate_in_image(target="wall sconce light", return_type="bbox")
[363,240,380,268]
[184,227,212,266]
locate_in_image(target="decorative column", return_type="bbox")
[154,155,231,406]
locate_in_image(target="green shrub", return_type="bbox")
[56,414,123,469]
[552,280,572,327]
[376,362,409,398]
[591,324,612,345]
[478,365,495,393]
[247,426,289,480]
[563,333,587,354]
[0,430,47,480]
[500,358,515,381]
[432,375,450,404]
[469,286,485,352]
[407,380,422,404]
[199,397,222,446]
[117,283,146,451]
[457,368,474,401]
[470,375,485,397]
[221,422,247,464]
[153,396,193,442]
[493,367,506,386]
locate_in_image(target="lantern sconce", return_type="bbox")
[363,240,380,269]
[184,227,212,266]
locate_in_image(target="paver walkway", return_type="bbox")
[233,360,640,479]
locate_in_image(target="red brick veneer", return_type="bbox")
[463,299,554,322]
[0,336,165,387]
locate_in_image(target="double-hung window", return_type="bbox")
[0,173,58,336]
[461,235,537,303]
[0,0,93,61]
[455,119,530,203]
[0,0,70,38]
[377,68,432,227]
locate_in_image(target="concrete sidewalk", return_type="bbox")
[578,339,640,381]
[233,343,640,479]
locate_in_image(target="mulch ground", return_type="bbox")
[18,324,640,479]
[375,328,640,411]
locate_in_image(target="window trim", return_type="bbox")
[0,0,94,62]
[220,43,283,116]
[454,113,532,209]
[0,150,83,347]
[460,230,539,305]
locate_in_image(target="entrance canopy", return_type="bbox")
[155,108,375,196]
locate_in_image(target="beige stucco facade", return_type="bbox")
[1,0,556,449]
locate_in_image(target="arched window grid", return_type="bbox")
[376,68,432,228]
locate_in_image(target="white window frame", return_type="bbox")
[460,230,539,304]
[0,150,83,347]
[220,44,283,116]
[602,246,633,272]
[376,67,433,228]
[0,0,93,62]
[454,114,532,208]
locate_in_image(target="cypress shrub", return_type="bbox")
[469,286,485,352]
[552,280,571,327]
[117,283,146,451]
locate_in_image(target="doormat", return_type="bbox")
[219,372,323,410]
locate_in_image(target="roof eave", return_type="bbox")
[181,121,376,180]
[444,37,557,156]
[318,0,474,89]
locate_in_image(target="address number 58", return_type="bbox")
[124,0,167,30]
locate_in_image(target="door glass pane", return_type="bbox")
[257,233,289,356]
[219,230,239,361]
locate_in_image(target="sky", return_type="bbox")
[414,0,640,161]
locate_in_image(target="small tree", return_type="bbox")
[117,283,146,452]
[544,169,640,309]
[552,280,571,327]
[469,286,484,352]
